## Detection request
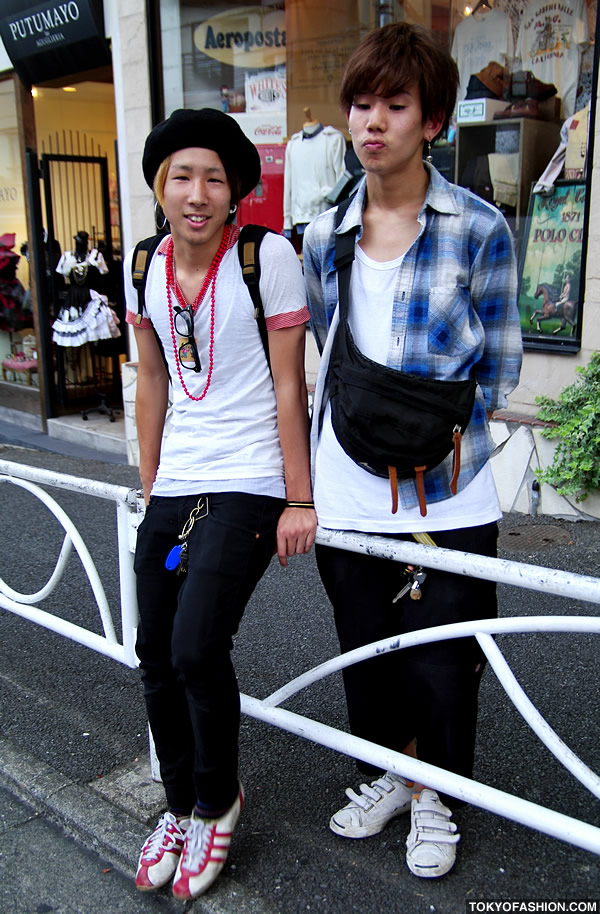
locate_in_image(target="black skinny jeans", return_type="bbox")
[315,522,498,787]
[134,491,284,813]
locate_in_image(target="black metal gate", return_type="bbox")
[29,145,124,418]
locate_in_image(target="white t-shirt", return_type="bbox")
[124,232,308,498]
[314,244,501,534]
[283,127,347,230]
[516,0,589,118]
[451,8,514,105]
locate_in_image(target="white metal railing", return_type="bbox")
[0,459,598,856]
[0,459,141,667]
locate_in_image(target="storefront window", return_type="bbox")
[161,0,287,138]
[158,0,596,348]
[0,77,32,379]
[448,0,596,352]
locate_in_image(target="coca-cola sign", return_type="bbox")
[255,124,283,136]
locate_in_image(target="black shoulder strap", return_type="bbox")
[131,232,167,325]
[131,231,169,374]
[333,196,359,320]
[238,224,273,372]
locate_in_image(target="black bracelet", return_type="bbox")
[286,501,315,509]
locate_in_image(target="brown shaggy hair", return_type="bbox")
[340,23,459,137]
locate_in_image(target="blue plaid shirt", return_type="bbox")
[304,165,523,511]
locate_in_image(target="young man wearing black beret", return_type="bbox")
[124,108,316,901]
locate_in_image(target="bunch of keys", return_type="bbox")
[164,497,208,575]
[165,539,188,575]
[392,566,427,603]
[165,536,188,574]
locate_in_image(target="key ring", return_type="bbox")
[179,496,208,541]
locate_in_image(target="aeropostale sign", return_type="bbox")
[194,6,286,69]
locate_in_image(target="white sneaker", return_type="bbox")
[330,772,413,838]
[406,789,460,878]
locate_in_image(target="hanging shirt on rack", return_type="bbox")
[283,124,346,231]
[516,0,589,118]
[534,104,590,192]
[451,8,514,106]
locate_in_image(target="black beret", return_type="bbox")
[142,108,261,199]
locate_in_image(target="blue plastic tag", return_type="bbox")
[165,544,183,571]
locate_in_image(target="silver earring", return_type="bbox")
[154,200,167,230]
[229,203,238,215]
[425,141,433,164]
[348,127,352,135]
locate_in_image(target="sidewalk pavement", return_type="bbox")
[0,417,129,466]
[0,734,269,914]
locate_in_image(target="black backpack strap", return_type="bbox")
[333,196,359,321]
[131,231,169,373]
[238,224,273,373]
[131,232,167,325]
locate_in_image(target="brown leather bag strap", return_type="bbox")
[388,466,399,514]
[449,426,462,495]
[414,466,427,517]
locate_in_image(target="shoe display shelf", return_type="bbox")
[455,118,561,232]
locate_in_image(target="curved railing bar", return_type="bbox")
[257,617,600,816]
[476,631,600,798]
[240,693,600,856]
[0,530,73,604]
[262,616,600,708]
[0,475,117,643]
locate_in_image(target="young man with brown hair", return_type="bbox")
[304,24,522,878]
[124,108,316,900]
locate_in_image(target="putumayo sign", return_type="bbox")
[194,6,286,69]
[0,0,110,86]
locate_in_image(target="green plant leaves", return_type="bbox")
[534,351,600,502]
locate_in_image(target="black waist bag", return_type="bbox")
[329,199,476,516]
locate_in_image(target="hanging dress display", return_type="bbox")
[52,242,120,346]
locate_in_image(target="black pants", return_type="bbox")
[134,491,284,813]
[315,522,498,783]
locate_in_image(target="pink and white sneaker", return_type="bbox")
[135,811,190,891]
[172,785,244,900]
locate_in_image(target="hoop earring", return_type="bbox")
[154,200,167,231]
[425,141,433,164]
[229,203,238,215]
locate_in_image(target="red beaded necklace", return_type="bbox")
[165,226,231,401]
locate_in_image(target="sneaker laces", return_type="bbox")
[180,817,213,871]
[344,773,403,811]
[412,793,460,847]
[141,813,182,862]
